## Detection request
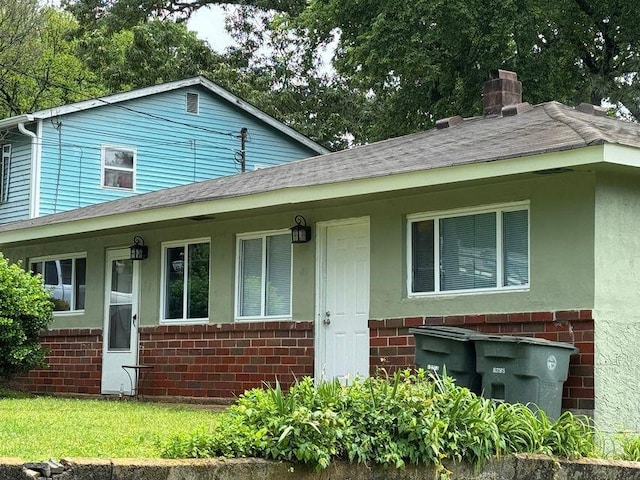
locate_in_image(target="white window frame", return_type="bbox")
[1,144,11,203]
[160,238,211,324]
[235,229,293,321]
[101,145,136,191]
[186,92,199,115]
[407,201,530,297]
[30,252,87,314]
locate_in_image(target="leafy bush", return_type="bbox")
[162,370,595,472]
[0,254,53,379]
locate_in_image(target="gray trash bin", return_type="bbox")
[410,326,484,393]
[472,335,578,420]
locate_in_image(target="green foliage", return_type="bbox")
[0,254,53,379]
[614,432,640,462]
[0,5,106,117]
[162,371,595,472]
[0,397,219,459]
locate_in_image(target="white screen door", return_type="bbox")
[316,218,370,382]
[101,248,139,394]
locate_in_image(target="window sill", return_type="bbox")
[234,316,292,323]
[53,310,86,316]
[408,286,530,299]
[159,318,209,325]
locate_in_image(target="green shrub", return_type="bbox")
[0,254,53,379]
[162,370,595,472]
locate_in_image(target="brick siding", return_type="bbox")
[138,322,314,398]
[369,310,594,411]
[14,311,593,412]
[12,328,103,395]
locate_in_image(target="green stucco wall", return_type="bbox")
[593,170,640,435]
[2,170,596,331]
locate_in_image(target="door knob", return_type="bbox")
[323,311,331,325]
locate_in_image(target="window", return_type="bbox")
[186,92,199,114]
[102,146,135,190]
[0,144,11,203]
[236,231,291,319]
[162,239,210,322]
[30,255,87,312]
[408,203,529,295]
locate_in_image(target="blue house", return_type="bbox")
[0,76,328,224]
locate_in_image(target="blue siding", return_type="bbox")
[0,131,32,224]
[38,86,319,215]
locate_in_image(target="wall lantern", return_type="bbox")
[130,236,148,260]
[291,215,312,244]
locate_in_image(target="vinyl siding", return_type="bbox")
[0,131,32,224]
[38,86,319,215]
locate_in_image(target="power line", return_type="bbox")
[0,62,239,138]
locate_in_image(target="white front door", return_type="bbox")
[316,218,370,382]
[101,249,140,394]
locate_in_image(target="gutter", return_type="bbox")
[17,121,40,218]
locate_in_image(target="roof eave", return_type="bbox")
[0,114,35,130]
[25,76,328,155]
[0,144,607,246]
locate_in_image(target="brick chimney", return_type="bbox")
[483,70,522,116]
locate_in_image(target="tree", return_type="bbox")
[76,19,226,92]
[64,0,640,146]
[0,6,106,117]
[0,254,53,380]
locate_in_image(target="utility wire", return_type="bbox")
[0,62,238,138]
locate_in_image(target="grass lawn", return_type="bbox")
[0,396,219,460]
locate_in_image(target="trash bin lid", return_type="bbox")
[409,326,484,341]
[470,334,578,353]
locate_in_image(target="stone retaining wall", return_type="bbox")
[1,456,640,480]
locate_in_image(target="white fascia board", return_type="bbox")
[27,76,328,156]
[603,143,640,168]
[197,77,330,155]
[0,145,606,245]
[0,114,34,130]
[28,78,204,118]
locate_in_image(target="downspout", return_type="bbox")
[17,120,39,218]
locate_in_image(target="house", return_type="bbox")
[1,71,638,435]
[0,76,328,225]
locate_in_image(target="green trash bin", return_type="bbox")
[410,326,484,393]
[472,335,578,420]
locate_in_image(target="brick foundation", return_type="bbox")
[13,310,594,412]
[12,328,103,395]
[138,322,314,398]
[369,310,594,411]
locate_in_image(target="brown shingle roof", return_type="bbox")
[1,101,639,235]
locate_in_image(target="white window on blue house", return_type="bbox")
[102,146,135,190]
[30,255,87,312]
[236,231,292,320]
[0,144,11,203]
[161,239,210,323]
[408,203,529,295]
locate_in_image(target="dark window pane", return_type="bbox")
[412,220,435,292]
[187,243,209,319]
[108,304,131,350]
[265,234,291,316]
[240,238,262,317]
[165,246,185,319]
[75,258,86,310]
[440,213,496,291]
[503,210,529,286]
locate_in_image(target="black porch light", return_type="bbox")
[291,215,312,244]
[130,236,148,260]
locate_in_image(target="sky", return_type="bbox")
[186,5,237,53]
